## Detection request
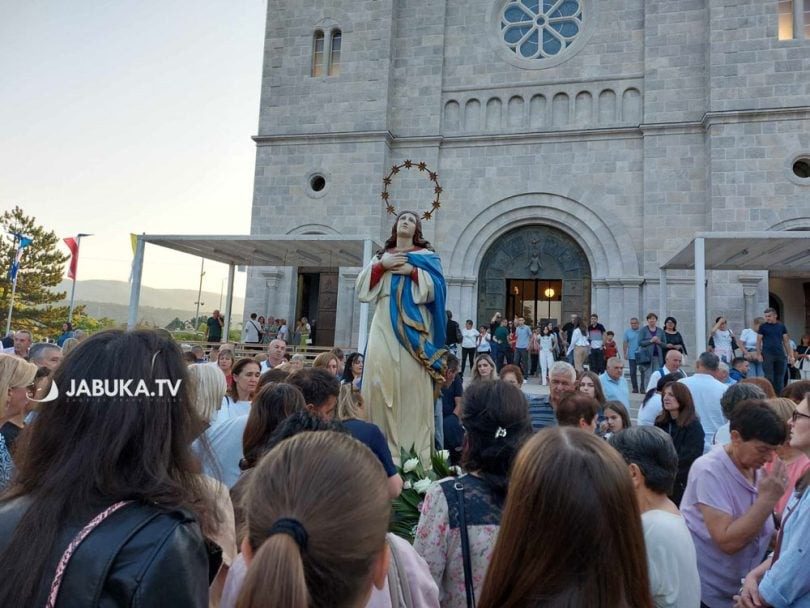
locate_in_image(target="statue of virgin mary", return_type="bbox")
[356,210,447,464]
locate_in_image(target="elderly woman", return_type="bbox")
[609,426,700,608]
[0,354,38,490]
[414,381,532,607]
[681,400,787,608]
[0,354,39,454]
[735,393,810,608]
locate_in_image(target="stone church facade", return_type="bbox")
[245,0,810,349]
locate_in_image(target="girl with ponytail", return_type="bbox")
[237,431,391,608]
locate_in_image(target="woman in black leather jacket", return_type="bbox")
[0,330,218,607]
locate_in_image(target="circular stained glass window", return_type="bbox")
[501,0,583,60]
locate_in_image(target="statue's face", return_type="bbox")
[396,213,418,239]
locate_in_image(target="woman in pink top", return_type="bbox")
[764,398,810,518]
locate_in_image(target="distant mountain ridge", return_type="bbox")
[53,280,244,326]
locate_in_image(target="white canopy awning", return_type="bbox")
[128,234,382,346]
[662,231,810,272]
[660,231,809,356]
[139,234,382,268]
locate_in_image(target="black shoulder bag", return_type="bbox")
[454,481,476,608]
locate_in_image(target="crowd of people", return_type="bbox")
[0,301,808,607]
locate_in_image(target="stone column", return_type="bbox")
[738,275,763,328]
[261,270,284,318]
[445,276,464,322]
[592,279,611,319]
[458,278,477,326]
[336,269,360,348]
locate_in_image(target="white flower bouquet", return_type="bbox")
[390,446,458,543]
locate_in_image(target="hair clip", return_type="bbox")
[150,350,161,374]
[495,427,507,439]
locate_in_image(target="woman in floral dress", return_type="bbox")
[414,380,532,607]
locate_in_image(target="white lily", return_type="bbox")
[439,450,450,461]
[403,457,419,473]
[413,478,432,494]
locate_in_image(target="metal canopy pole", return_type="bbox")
[357,239,372,352]
[222,263,235,343]
[127,237,145,330]
[694,237,706,357]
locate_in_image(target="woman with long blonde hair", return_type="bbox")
[0,354,39,453]
[471,353,498,382]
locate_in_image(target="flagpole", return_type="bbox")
[67,233,92,323]
[5,274,17,336]
[5,233,21,336]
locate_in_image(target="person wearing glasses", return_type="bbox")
[735,394,810,607]
[0,354,38,453]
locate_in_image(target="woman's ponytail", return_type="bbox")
[237,534,308,608]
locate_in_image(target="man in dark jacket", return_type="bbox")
[445,310,461,356]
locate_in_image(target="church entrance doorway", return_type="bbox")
[506,279,563,326]
[477,225,591,328]
[296,269,338,347]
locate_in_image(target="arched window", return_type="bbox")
[312,31,325,77]
[328,29,342,76]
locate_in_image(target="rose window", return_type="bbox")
[500,0,583,60]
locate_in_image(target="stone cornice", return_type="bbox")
[442,73,644,94]
[703,105,810,128]
[252,127,641,148]
[592,277,645,287]
[252,107,810,147]
[253,131,393,146]
[445,276,477,287]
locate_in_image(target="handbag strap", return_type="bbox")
[46,501,132,608]
[454,481,476,608]
[386,535,414,608]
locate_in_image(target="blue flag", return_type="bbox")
[7,233,33,281]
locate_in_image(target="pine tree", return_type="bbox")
[0,206,70,339]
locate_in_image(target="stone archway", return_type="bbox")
[477,225,591,327]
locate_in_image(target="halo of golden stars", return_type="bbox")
[381,160,442,221]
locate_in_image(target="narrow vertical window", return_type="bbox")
[328,30,341,76]
[804,0,810,38]
[312,31,324,77]
[778,0,794,39]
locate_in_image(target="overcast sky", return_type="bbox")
[0,0,268,298]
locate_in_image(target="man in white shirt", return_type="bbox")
[260,339,287,372]
[678,352,728,452]
[646,349,686,391]
[243,313,262,344]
